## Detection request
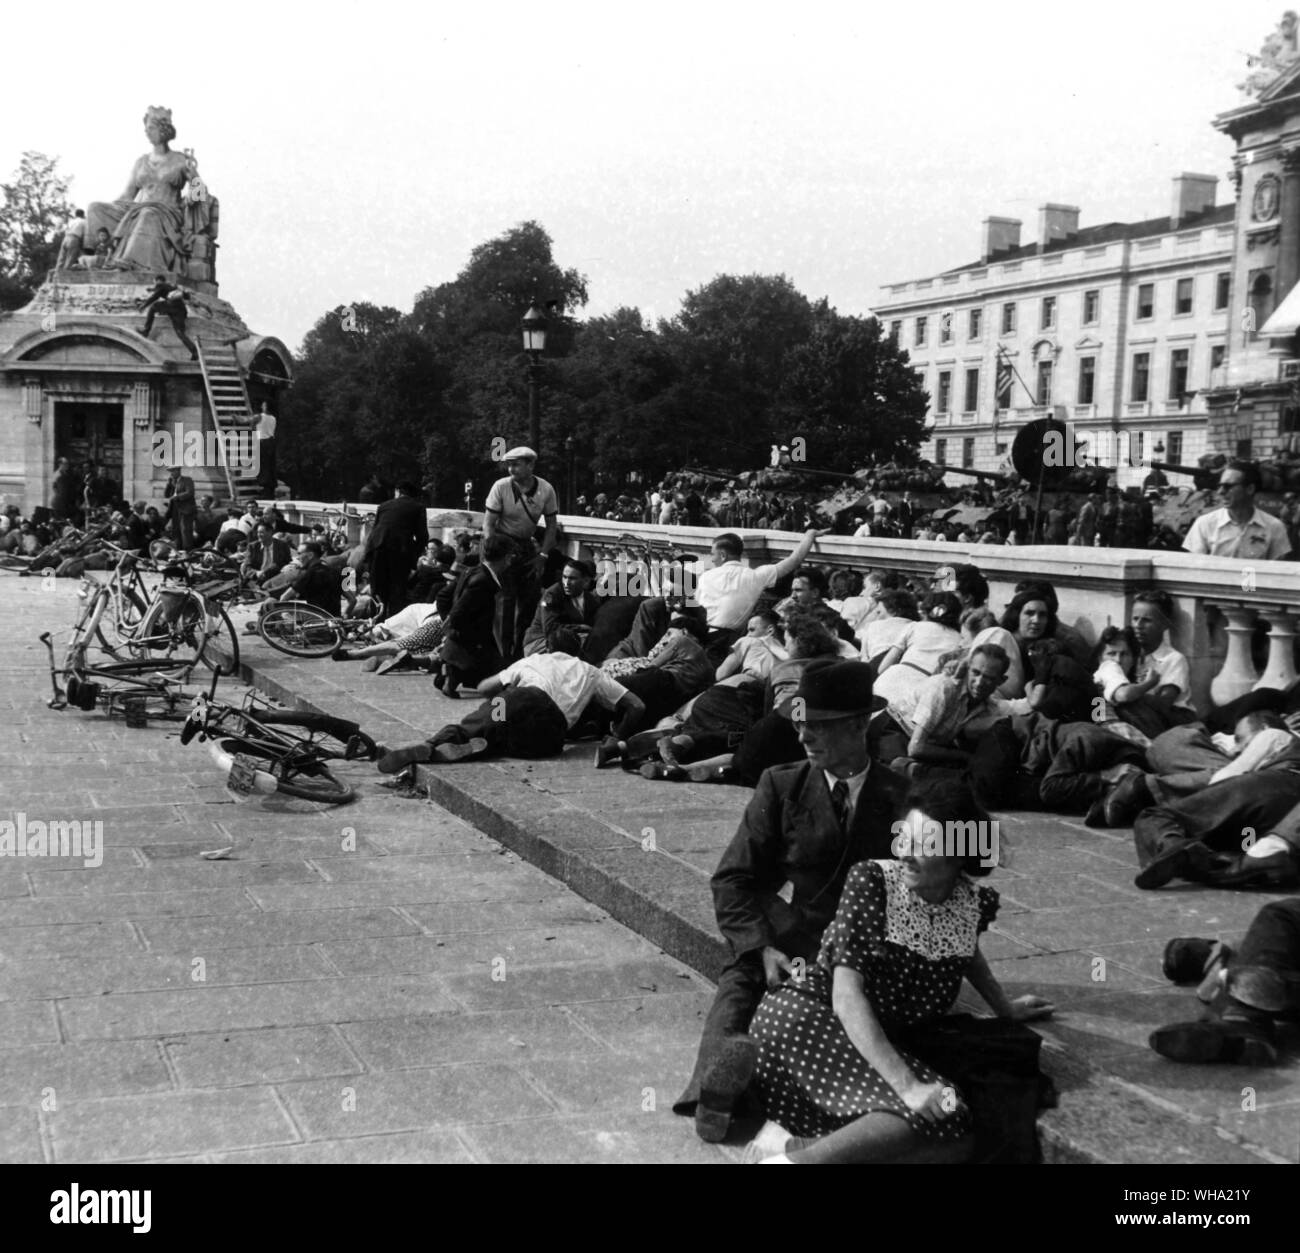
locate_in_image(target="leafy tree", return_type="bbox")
[0,152,72,308]
[773,302,930,468]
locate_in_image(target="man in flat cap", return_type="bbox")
[483,447,560,656]
[673,659,907,1143]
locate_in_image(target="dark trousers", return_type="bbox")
[674,915,822,1115]
[429,688,567,759]
[258,437,277,493]
[874,715,1021,809]
[619,669,685,726]
[1235,898,1300,980]
[168,509,195,551]
[370,547,415,616]
[143,304,198,358]
[1133,773,1300,867]
[1038,724,1145,812]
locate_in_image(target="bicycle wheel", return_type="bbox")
[127,593,203,665]
[95,588,147,651]
[257,604,343,657]
[197,604,240,676]
[214,738,356,803]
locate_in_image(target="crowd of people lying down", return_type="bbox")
[336,528,1300,1163]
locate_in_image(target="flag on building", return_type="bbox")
[995,346,1015,404]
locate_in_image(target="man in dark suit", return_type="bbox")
[241,522,292,585]
[163,465,197,551]
[363,481,429,616]
[673,660,908,1143]
[521,557,601,658]
[438,534,515,697]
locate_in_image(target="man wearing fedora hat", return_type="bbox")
[674,659,908,1143]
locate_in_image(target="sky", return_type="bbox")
[1,0,1291,353]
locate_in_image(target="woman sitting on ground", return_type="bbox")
[871,591,963,711]
[744,778,1053,1164]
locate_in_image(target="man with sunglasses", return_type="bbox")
[1183,461,1291,561]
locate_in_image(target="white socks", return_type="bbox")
[1246,835,1292,859]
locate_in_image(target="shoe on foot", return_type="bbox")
[1103,770,1152,828]
[431,737,488,763]
[1149,1017,1278,1066]
[1134,840,1212,890]
[639,761,684,781]
[594,736,623,769]
[696,1036,760,1143]
[1162,937,1221,984]
[375,648,411,676]
[1207,850,1300,890]
[330,647,352,662]
[377,743,433,774]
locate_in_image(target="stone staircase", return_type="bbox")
[196,340,261,506]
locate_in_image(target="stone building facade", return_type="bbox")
[873,180,1234,489]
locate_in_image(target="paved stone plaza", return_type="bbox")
[3,577,1298,1164]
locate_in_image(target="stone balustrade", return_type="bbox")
[264,500,1300,716]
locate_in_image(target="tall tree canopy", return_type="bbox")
[0,151,72,310]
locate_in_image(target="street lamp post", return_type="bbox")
[564,434,574,513]
[521,303,548,457]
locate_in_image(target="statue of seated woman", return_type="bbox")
[87,107,217,283]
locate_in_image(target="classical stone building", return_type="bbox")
[1205,48,1300,457]
[873,180,1233,488]
[0,107,292,512]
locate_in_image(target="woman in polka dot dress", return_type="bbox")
[746,778,1054,1164]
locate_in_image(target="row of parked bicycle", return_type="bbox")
[29,543,377,805]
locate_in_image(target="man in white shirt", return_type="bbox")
[376,651,646,770]
[1183,462,1292,561]
[605,527,827,665]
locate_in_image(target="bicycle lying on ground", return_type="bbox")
[256,602,384,658]
[180,678,376,803]
[40,575,209,722]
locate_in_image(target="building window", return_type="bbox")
[1136,432,1146,464]
[934,438,947,465]
[1132,352,1151,402]
[963,368,980,413]
[1248,271,1274,338]
[1136,283,1155,320]
[1210,344,1226,376]
[969,308,983,340]
[1175,277,1194,316]
[915,317,928,347]
[1237,437,1253,459]
[1215,273,1230,311]
[1169,348,1190,402]
[995,442,1008,455]
[1166,430,1183,464]
[936,370,952,414]
[889,320,902,341]
[939,312,954,345]
[1001,302,1017,335]
[1041,296,1057,330]
[1078,356,1096,405]
[1083,290,1100,324]
[962,438,975,468]
[1036,360,1053,407]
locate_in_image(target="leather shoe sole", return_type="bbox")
[1207,851,1300,891]
[431,737,488,763]
[695,1036,760,1143]
[375,649,411,676]
[1104,771,1152,828]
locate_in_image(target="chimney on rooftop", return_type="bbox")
[1038,204,1081,252]
[1171,173,1218,228]
[982,216,1022,262]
